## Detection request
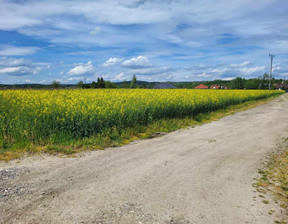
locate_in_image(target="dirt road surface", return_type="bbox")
[1,94,288,224]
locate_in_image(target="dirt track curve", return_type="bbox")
[1,94,288,224]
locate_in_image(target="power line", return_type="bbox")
[269,54,275,90]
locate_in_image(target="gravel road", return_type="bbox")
[1,94,287,224]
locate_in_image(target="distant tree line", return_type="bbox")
[229,73,282,89]
[174,73,287,90]
[76,77,118,89]
[1,73,287,90]
[76,75,141,89]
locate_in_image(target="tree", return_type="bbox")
[105,81,117,88]
[91,81,97,88]
[245,79,260,89]
[139,83,147,89]
[77,81,84,88]
[120,80,130,88]
[100,77,105,88]
[130,74,137,88]
[96,77,105,88]
[259,73,269,89]
[230,77,245,89]
[51,80,60,89]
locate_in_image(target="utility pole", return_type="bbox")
[269,54,275,90]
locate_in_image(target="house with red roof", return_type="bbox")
[195,84,208,89]
[210,85,220,89]
[274,83,288,91]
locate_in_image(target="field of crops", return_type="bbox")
[0,89,283,151]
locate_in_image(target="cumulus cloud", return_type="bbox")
[0,57,47,76]
[272,64,281,72]
[0,45,39,56]
[188,62,267,80]
[0,1,286,51]
[211,65,266,79]
[0,66,31,75]
[0,57,29,66]
[67,61,95,76]
[103,57,122,67]
[122,56,151,69]
[0,1,287,82]
[113,72,125,81]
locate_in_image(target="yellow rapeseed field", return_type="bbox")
[0,89,283,150]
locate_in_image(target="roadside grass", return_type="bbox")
[255,137,288,223]
[0,94,281,161]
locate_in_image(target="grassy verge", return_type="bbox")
[0,94,281,161]
[255,137,288,224]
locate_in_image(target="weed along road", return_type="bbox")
[1,94,288,224]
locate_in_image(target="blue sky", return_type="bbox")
[0,0,287,84]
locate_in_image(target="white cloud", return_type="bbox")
[211,68,230,74]
[0,66,30,75]
[229,61,251,68]
[67,61,94,76]
[0,45,39,56]
[103,57,122,67]
[0,57,48,76]
[122,56,151,69]
[0,57,29,66]
[272,66,280,72]
[240,66,265,76]
[0,1,271,30]
[221,77,235,81]
[0,1,168,32]
[208,64,266,78]
[90,27,101,35]
[0,7,40,30]
[0,1,287,82]
[113,72,125,81]
[67,77,83,81]
[0,66,42,76]
[197,73,210,78]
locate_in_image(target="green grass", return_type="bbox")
[255,136,288,221]
[0,94,281,161]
